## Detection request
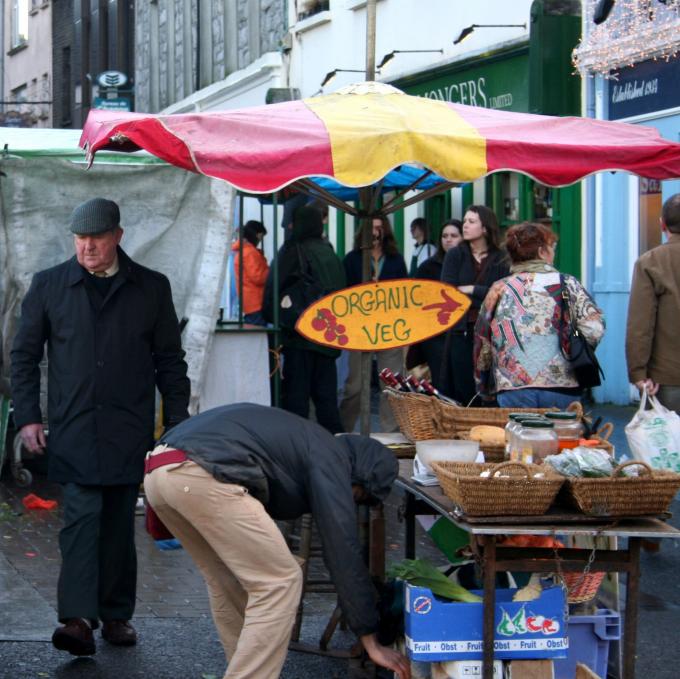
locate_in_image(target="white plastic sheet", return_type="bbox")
[0,156,233,412]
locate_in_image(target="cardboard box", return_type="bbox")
[505,659,555,679]
[432,659,503,678]
[404,585,568,662]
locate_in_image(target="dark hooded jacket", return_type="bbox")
[262,208,346,356]
[160,402,398,638]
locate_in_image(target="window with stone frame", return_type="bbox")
[11,0,29,47]
[12,84,28,105]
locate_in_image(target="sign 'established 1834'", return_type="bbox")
[296,280,471,352]
[609,54,680,120]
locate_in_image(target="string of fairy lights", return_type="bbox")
[573,0,680,78]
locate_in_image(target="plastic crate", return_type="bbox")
[554,609,621,679]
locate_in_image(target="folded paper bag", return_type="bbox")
[22,494,58,510]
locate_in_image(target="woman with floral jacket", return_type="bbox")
[474,222,605,409]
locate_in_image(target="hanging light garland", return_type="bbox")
[573,0,680,78]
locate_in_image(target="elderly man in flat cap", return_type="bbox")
[11,198,190,656]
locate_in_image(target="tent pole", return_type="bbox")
[383,181,459,214]
[381,170,434,211]
[295,178,360,216]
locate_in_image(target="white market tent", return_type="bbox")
[0,126,242,412]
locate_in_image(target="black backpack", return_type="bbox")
[278,245,325,330]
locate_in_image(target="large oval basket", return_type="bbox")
[432,461,564,517]
[564,461,680,517]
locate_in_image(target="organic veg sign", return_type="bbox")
[296,279,470,351]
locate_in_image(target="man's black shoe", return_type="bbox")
[52,619,96,656]
[101,620,137,646]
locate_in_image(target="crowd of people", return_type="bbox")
[14,193,680,679]
[231,199,607,426]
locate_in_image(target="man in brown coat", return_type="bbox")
[626,193,680,412]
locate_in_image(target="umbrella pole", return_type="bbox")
[359,187,373,436]
[358,0,376,438]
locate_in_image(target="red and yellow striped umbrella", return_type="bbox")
[81,82,680,193]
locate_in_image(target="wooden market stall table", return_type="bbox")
[395,460,680,679]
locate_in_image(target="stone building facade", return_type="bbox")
[135,0,287,113]
[2,0,53,127]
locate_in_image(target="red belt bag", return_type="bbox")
[144,448,188,474]
[144,448,189,541]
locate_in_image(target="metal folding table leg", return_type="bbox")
[482,536,497,679]
[623,538,641,679]
[404,492,416,559]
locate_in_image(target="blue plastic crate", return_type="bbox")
[554,609,621,679]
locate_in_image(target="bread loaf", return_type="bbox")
[468,425,506,446]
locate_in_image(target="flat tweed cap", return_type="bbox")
[70,198,121,235]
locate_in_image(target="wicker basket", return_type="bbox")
[384,388,445,441]
[433,400,584,433]
[561,571,606,604]
[455,430,505,463]
[564,460,680,517]
[432,460,564,517]
[589,422,615,456]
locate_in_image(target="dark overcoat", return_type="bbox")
[10,247,190,485]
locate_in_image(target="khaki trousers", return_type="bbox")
[340,348,404,432]
[144,456,302,679]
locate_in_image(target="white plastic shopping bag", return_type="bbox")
[625,387,680,472]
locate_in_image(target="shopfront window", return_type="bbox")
[639,178,663,254]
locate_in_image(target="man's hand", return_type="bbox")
[635,379,659,396]
[20,423,46,454]
[360,633,411,679]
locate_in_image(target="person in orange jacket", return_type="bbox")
[232,220,269,325]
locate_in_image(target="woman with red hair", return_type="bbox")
[474,222,605,408]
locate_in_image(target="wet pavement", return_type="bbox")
[1,403,679,678]
[0,455,439,679]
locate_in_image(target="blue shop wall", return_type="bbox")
[589,112,680,405]
[638,115,680,201]
[590,173,634,405]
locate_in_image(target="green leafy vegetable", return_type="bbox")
[387,559,482,602]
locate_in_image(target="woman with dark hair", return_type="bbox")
[440,206,510,405]
[340,217,408,432]
[343,216,406,282]
[416,219,463,281]
[474,222,605,408]
[410,220,463,388]
[232,220,269,326]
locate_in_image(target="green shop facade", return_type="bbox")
[388,1,583,277]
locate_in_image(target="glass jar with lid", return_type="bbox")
[516,419,559,464]
[545,411,584,450]
[505,414,527,460]
[508,415,548,461]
